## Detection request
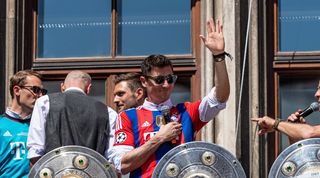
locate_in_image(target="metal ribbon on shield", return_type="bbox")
[152,141,246,178]
[269,138,320,178]
[29,145,117,178]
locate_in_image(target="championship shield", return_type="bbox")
[29,145,117,178]
[152,141,246,178]
[269,138,320,178]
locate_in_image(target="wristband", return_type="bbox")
[213,52,233,62]
[272,118,281,131]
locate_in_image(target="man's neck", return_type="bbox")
[142,98,173,111]
[10,101,31,119]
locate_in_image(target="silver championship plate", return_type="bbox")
[152,141,246,178]
[29,145,117,178]
[269,138,320,178]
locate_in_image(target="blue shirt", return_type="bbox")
[0,111,30,178]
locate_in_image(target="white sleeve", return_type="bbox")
[27,95,49,159]
[108,145,134,172]
[199,87,227,122]
[104,107,118,159]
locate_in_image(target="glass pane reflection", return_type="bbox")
[279,77,320,151]
[37,0,111,58]
[43,80,106,104]
[117,0,191,55]
[278,0,320,52]
[171,76,191,105]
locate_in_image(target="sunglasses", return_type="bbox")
[20,85,48,95]
[146,74,178,85]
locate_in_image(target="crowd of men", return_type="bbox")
[0,18,231,178]
[1,17,319,178]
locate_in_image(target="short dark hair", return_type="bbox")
[141,54,173,76]
[114,73,143,93]
[9,70,43,99]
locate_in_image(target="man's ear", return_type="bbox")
[13,85,21,97]
[85,83,92,95]
[60,83,65,92]
[140,76,147,87]
[135,88,144,100]
[135,88,146,104]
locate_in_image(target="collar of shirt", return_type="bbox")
[141,98,173,111]
[64,87,85,94]
[5,107,31,120]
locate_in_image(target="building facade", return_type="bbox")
[1,0,320,177]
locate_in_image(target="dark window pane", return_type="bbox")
[43,80,106,103]
[38,0,111,58]
[117,0,191,56]
[278,0,320,52]
[279,77,320,151]
[171,76,191,105]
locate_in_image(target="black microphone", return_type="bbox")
[160,105,171,124]
[299,102,320,118]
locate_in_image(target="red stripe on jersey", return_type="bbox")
[185,100,206,132]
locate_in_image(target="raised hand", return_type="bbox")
[200,18,225,55]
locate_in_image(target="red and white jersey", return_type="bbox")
[110,89,226,178]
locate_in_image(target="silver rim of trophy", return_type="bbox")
[269,138,320,178]
[28,145,117,178]
[152,141,246,178]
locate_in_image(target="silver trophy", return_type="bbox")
[152,141,246,178]
[269,138,320,178]
[29,145,117,178]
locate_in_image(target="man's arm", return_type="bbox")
[277,121,320,141]
[200,18,230,103]
[252,116,320,142]
[105,107,117,158]
[27,95,49,168]
[120,122,182,174]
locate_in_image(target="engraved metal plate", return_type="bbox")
[152,141,246,178]
[269,138,320,178]
[29,145,117,178]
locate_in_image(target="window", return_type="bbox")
[36,0,191,59]
[278,76,320,151]
[272,0,320,157]
[278,0,320,52]
[25,0,201,108]
[37,0,112,58]
[43,80,107,103]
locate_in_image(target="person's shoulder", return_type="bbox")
[107,106,117,116]
[0,115,12,125]
[48,92,63,98]
[174,100,201,110]
[0,115,5,122]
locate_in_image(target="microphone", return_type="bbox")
[160,105,177,144]
[160,105,171,124]
[299,102,320,118]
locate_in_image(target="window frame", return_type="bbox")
[18,0,202,108]
[30,1,198,66]
[268,0,320,171]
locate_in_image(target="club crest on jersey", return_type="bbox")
[116,132,127,144]
[156,115,166,126]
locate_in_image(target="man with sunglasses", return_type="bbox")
[109,18,230,177]
[27,70,117,168]
[0,70,45,177]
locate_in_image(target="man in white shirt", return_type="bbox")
[27,70,117,167]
